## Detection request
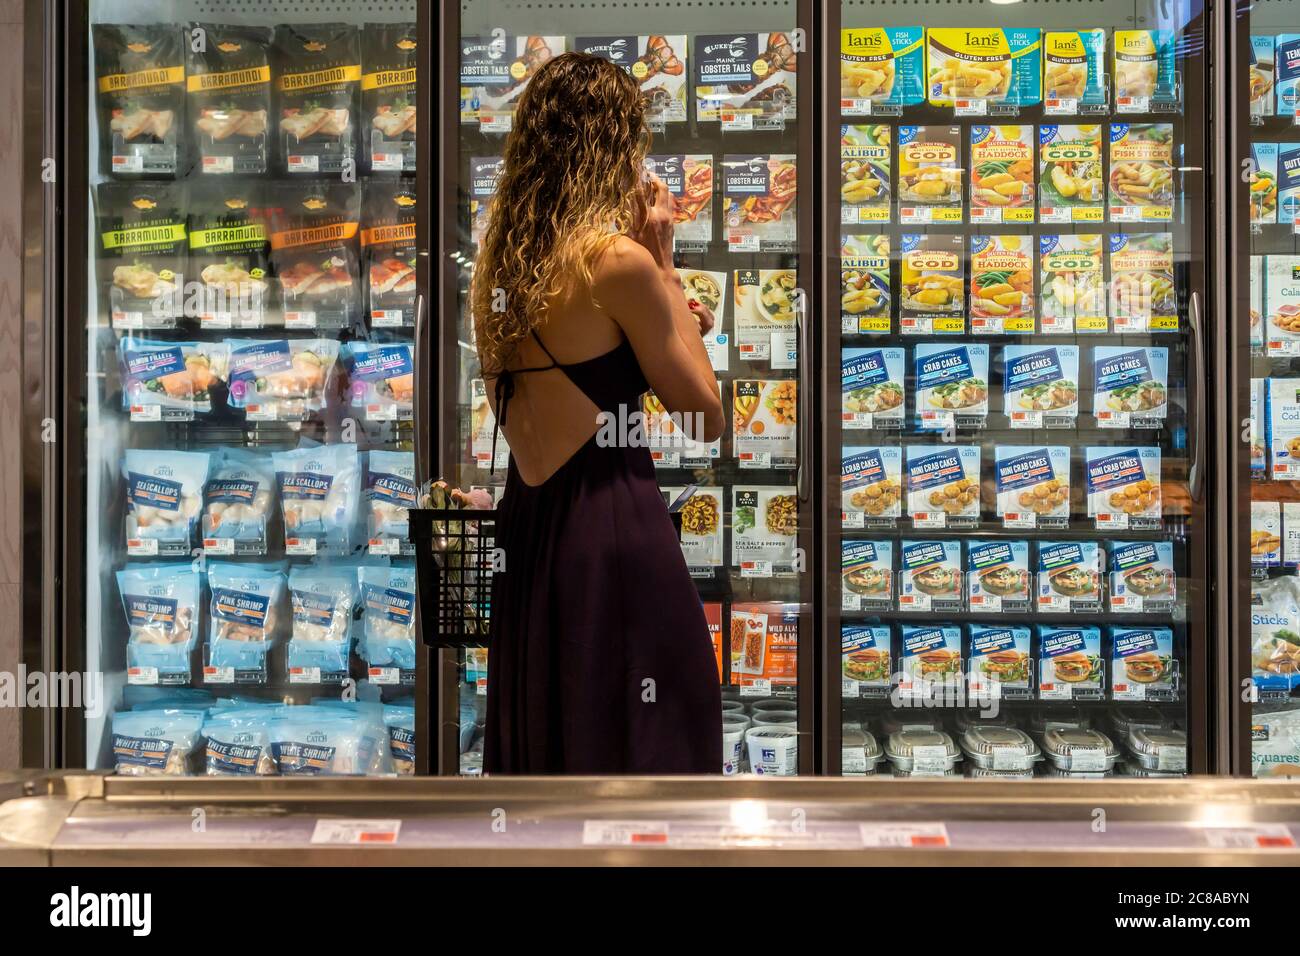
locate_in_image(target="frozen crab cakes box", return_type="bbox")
[906,444,980,528]
[841,347,904,430]
[1085,446,1162,530]
[1004,344,1079,428]
[914,343,988,430]
[1093,346,1169,428]
[994,445,1070,529]
[841,446,903,528]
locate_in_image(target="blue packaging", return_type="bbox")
[287,563,359,675]
[203,446,275,547]
[268,704,380,775]
[123,449,210,552]
[347,340,414,420]
[1278,34,1300,116]
[225,337,340,414]
[841,347,905,428]
[1003,344,1079,425]
[914,343,988,429]
[119,338,229,418]
[966,539,1030,610]
[968,624,1033,695]
[359,563,417,672]
[1037,625,1103,698]
[1037,540,1102,611]
[1109,540,1176,612]
[273,443,361,553]
[1110,625,1176,700]
[841,445,902,525]
[841,538,893,608]
[111,708,205,775]
[366,450,417,544]
[201,707,276,775]
[208,561,286,672]
[383,700,416,774]
[899,539,963,611]
[116,563,201,681]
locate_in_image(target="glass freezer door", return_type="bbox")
[826,1,1210,777]
[442,0,817,774]
[70,0,427,775]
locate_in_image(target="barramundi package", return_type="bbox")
[97,181,187,328]
[187,23,273,175]
[361,179,418,327]
[123,448,210,555]
[268,704,380,775]
[112,708,205,776]
[117,563,201,682]
[202,707,276,775]
[366,450,417,551]
[269,183,361,329]
[93,24,185,176]
[273,443,361,554]
[226,337,340,419]
[287,563,359,676]
[362,23,419,172]
[119,338,229,420]
[207,561,287,673]
[273,23,360,175]
[347,340,414,420]
[358,563,417,674]
[202,446,275,553]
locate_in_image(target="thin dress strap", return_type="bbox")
[489,331,560,476]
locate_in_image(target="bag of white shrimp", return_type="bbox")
[117,563,202,683]
[268,704,380,775]
[287,563,359,675]
[123,449,210,555]
[346,340,414,421]
[366,449,417,551]
[383,699,416,774]
[358,563,417,673]
[111,708,206,776]
[225,337,340,419]
[207,561,286,674]
[202,446,276,552]
[273,443,361,554]
[201,706,279,776]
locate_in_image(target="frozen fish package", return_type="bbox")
[1269,378,1300,481]
[1108,233,1176,332]
[1038,625,1103,700]
[347,341,414,421]
[188,181,271,329]
[1038,125,1105,223]
[94,24,185,176]
[187,24,273,175]
[733,268,797,362]
[96,181,187,329]
[925,28,1042,108]
[470,378,508,472]
[969,125,1034,224]
[970,235,1035,333]
[1039,235,1106,334]
[679,271,728,371]
[459,35,562,127]
[366,450,417,553]
[1037,541,1102,613]
[897,126,963,222]
[576,35,688,123]
[1004,344,1078,427]
[361,179,418,328]
[118,564,201,683]
[694,33,797,124]
[1111,626,1176,701]
[664,485,723,569]
[1267,257,1300,355]
[914,343,988,429]
[362,23,419,173]
[1251,378,1267,475]
[840,126,891,223]
[841,347,904,429]
[1043,30,1106,112]
[273,24,361,175]
[1278,144,1300,226]
[1108,124,1175,222]
[1084,446,1161,529]
[1093,346,1169,427]
[840,27,924,110]
[1113,30,1177,111]
[208,561,286,674]
[1252,34,1276,117]
[733,379,797,468]
[1252,142,1279,225]
[273,443,361,555]
[642,385,722,466]
[1109,541,1176,613]
[722,154,797,249]
[226,338,340,420]
[270,183,361,331]
[842,539,893,610]
[1251,255,1265,353]
[906,444,980,527]
[841,234,890,334]
[842,625,893,693]
[898,539,963,612]
[119,339,228,421]
[841,446,903,526]
[469,156,503,250]
[358,564,417,674]
[899,233,965,334]
[1251,500,1282,567]
[287,565,358,675]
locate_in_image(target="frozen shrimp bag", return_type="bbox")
[117,563,201,679]
[225,338,340,415]
[359,563,417,671]
[202,707,277,776]
[384,700,416,775]
[268,705,380,775]
[123,449,210,549]
[347,340,414,419]
[367,450,417,542]
[111,708,205,776]
[208,561,286,671]
[273,443,361,550]
[203,447,275,545]
[287,563,358,674]
[119,339,229,418]
[308,699,390,773]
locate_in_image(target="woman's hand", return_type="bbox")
[687,298,715,337]
[630,172,676,272]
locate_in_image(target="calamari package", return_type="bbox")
[273,443,361,553]
[367,449,417,546]
[123,448,210,554]
[287,563,359,674]
[226,337,340,418]
[202,707,276,775]
[117,563,201,680]
[119,339,229,419]
[203,446,275,550]
[208,561,286,672]
[112,708,205,776]
[268,704,380,775]
[346,340,414,420]
[359,563,417,672]
[384,700,416,774]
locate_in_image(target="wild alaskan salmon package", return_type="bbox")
[361,179,418,328]
[187,23,274,176]
[93,24,185,176]
[273,23,361,175]
[269,183,361,330]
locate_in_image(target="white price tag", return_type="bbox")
[582,821,670,846]
[842,679,860,697]
[910,511,946,529]
[740,560,773,578]
[1094,410,1129,428]
[842,511,865,529]
[203,537,235,556]
[285,536,318,556]
[371,309,404,327]
[739,678,772,697]
[1039,206,1072,224]
[1038,680,1071,701]
[843,412,873,429]
[1203,825,1295,849]
[1038,593,1069,612]
[1044,97,1079,115]
[842,748,869,774]
[201,312,234,330]
[899,315,933,334]
[969,207,1002,224]
[286,154,320,173]
[769,330,797,369]
[203,665,235,684]
[310,819,401,845]
[202,155,235,174]
[954,98,988,116]
[842,592,861,611]
[920,410,955,430]
[1096,513,1129,531]
[1108,206,1141,223]
[129,404,162,423]
[970,315,1004,334]
[1008,410,1042,429]
[859,823,950,848]
[369,537,401,556]
[126,538,159,557]
[1068,747,1107,771]
[283,311,317,329]
[898,591,932,611]
[1003,512,1037,530]
[289,667,322,684]
[651,450,681,468]
[721,111,754,131]
[127,666,159,685]
[112,154,145,173]
[899,206,933,225]
[112,311,145,330]
[728,233,761,252]
[991,746,1029,771]
[479,112,512,133]
[1115,95,1150,113]
[370,153,404,171]
[368,666,401,685]
[841,206,861,225]
[969,593,1001,613]
[739,451,772,469]
[910,746,951,774]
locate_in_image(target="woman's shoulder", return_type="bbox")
[592,235,658,288]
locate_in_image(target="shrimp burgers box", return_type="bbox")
[968,624,1033,700]
[1004,344,1079,429]
[898,623,963,701]
[914,343,988,430]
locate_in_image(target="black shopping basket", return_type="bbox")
[409,508,498,649]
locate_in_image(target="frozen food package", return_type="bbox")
[664,485,723,569]
[732,379,797,468]
[459,35,562,128]
[1267,256,1300,354]
[906,444,980,527]
[840,27,925,111]
[841,446,903,528]
[1037,625,1104,700]
[270,183,361,330]
[1111,626,1176,701]
[898,233,965,334]
[187,23,273,175]
[925,28,1042,108]
[642,387,722,466]
[470,378,509,472]
[898,623,962,698]
[361,178,417,328]
[202,446,275,554]
[1038,124,1105,223]
[841,346,904,429]
[1276,35,1300,117]
[1278,144,1300,226]
[1108,123,1174,222]
[347,340,414,421]
[575,35,688,124]
[268,705,379,775]
[1036,541,1102,612]
[1003,344,1079,427]
[358,563,417,674]
[273,23,360,175]
[307,699,389,773]
[694,32,797,124]
[840,234,890,334]
[93,24,185,176]
[729,603,798,692]
[969,125,1034,224]
[96,181,187,330]
[207,561,287,673]
[117,563,201,682]
[1252,34,1276,118]
[1251,142,1279,225]
[273,443,361,554]
[730,486,798,573]
[1039,234,1106,333]
[384,701,416,775]
[288,563,359,676]
[840,126,891,224]
[366,449,417,552]
[1093,346,1169,427]
[112,708,205,775]
[1252,577,1300,695]
[125,686,215,711]
[722,154,797,249]
[469,156,503,250]
[842,625,893,696]
[123,448,210,556]
[202,707,277,775]
[679,270,728,371]
[1268,377,1300,481]
[1108,233,1176,332]
[1113,29,1177,111]
[842,539,893,611]
[647,155,713,245]
[1084,445,1161,529]
[1251,706,1300,777]
[966,539,1031,613]
[1109,540,1176,613]
[970,235,1035,333]
[362,22,418,173]
[1251,255,1265,353]
[1043,30,1106,113]
[1251,378,1267,475]
[119,338,228,421]
[226,337,341,420]
[733,268,797,362]
[896,126,962,222]
[994,445,1070,529]
[187,180,271,329]
[968,624,1033,698]
[914,343,988,430]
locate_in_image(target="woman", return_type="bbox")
[471,53,725,774]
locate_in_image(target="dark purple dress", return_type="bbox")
[483,332,722,774]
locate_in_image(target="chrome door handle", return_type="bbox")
[413,290,427,494]
[796,288,812,504]
[1188,291,1205,503]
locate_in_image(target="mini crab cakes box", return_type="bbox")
[1109,540,1175,613]
[906,444,980,528]
[842,624,894,697]
[1110,626,1176,701]
[841,347,905,429]
[1085,446,1161,529]
[842,446,903,528]
[899,623,963,700]
[899,539,963,613]
[1093,346,1169,428]
[1037,625,1104,700]
[1004,344,1079,428]
[840,27,926,112]
[1037,540,1103,613]
[994,445,1070,529]
[896,126,963,224]
[967,539,1031,613]
[1268,378,1300,480]
[914,343,988,430]
[1266,257,1300,355]
[842,538,893,611]
[968,624,1033,698]
[840,234,891,333]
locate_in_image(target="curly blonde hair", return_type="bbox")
[471,52,650,376]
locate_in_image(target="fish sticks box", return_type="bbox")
[1252,142,1279,225]
[1110,626,1177,702]
[1108,233,1176,332]
[899,624,963,702]
[841,445,902,529]
[1109,540,1176,614]
[1085,446,1161,530]
[899,539,963,613]
[906,444,980,528]
[968,624,1033,700]
[1004,344,1079,428]
[994,445,1070,530]
[1278,35,1300,118]
[842,539,893,612]
[1254,500,1283,569]
[1113,30,1177,112]
[1043,30,1106,115]
[926,28,1042,112]
[1277,145,1300,226]
[1252,34,1276,119]
[1038,541,1103,613]
[840,27,925,113]
[1037,625,1104,701]
[967,539,1031,613]
[914,343,988,430]
[1269,378,1300,481]
[842,625,894,698]
[1093,346,1169,428]
[842,347,904,430]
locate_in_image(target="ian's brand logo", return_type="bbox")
[965,33,999,48]
[50,886,152,936]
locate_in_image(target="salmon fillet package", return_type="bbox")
[273,23,361,175]
[187,23,273,175]
[346,340,414,421]
[362,22,418,172]
[361,179,417,328]
[93,23,185,176]
[273,443,361,555]
[188,180,271,329]
[270,183,361,330]
[225,337,341,420]
[118,338,229,421]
